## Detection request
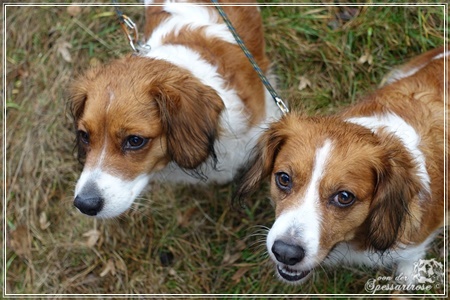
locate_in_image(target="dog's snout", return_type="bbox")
[74,182,104,216]
[272,240,305,266]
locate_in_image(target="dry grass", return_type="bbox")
[3,0,447,297]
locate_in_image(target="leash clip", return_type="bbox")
[118,13,139,52]
[275,97,290,115]
[114,4,150,54]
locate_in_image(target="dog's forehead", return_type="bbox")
[274,138,316,178]
[274,123,331,168]
[79,82,161,136]
[275,119,376,168]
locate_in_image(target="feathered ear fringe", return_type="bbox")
[233,115,292,206]
[367,138,422,251]
[67,75,90,166]
[150,73,224,173]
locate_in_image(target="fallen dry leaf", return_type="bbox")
[222,252,241,265]
[39,211,51,230]
[176,206,198,227]
[67,5,82,17]
[168,268,177,276]
[114,257,127,273]
[9,224,31,259]
[358,49,373,65]
[56,41,73,63]
[83,229,100,248]
[232,267,250,283]
[100,259,116,277]
[298,76,312,90]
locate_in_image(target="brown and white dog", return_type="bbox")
[236,47,448,284]
[69,0,281,218]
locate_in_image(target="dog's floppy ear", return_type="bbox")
[68,76,91,164]
[234,118,288,204]
[68,79,88,123]
[367,145,423,251]
[151,74,224,170]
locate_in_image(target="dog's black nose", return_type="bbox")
[74,195,104,216]
[74,182,104,216]
[272,240,305,265]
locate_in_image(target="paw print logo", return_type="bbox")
[413,259,444,284]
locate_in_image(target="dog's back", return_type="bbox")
[343,47,448,238]
[144,0,272,124]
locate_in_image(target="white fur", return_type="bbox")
[144,44,248,135]
[325,233,438,284]
[144,0,236,49]
[385,50,448,84]
[267,140,332,273]
[385,66,423,85]
[346,113,431,199]
[432,51,449,60]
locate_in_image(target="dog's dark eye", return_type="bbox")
[78,130,89,145]
[275,172,292,192]
[331,191,356,207]
[124,135,149,151]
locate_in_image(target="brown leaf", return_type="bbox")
[18,66,29,79]
[67,5,82,17]
[56,41,73,63]
[83,229,100,248]
[298,76,312,90]
[9,225,31,259]
[232,267,250,283]
[358,49,373,65]
[176,207,198,227]
[222,252,241,265]
[336,7,360,21]
[100,259,116,277]
[168,268,177,276]
[39,211,50,230]
[114,257,127,273]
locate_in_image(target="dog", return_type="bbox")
[69,0,281,218]
[235,46,448,284]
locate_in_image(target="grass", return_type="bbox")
[3,0,447,297]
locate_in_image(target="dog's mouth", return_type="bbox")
[276,265,311,282]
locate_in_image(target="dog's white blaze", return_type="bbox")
[97,128,110,169]
[94,87,116,167]
[267,140,332,270]
[144,0,236,49]
[75,168,151,218]
[346,113,431,198]
[106,87,115,113]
